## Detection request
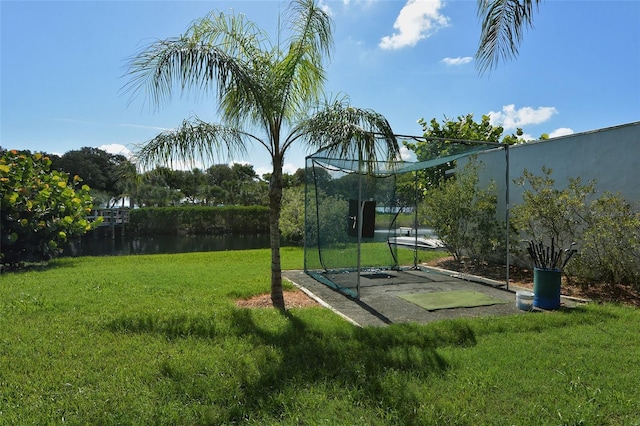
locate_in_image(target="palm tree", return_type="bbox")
[123,0,399,309]
[475,0,541,74]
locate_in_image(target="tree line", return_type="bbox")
[0,146,310,208]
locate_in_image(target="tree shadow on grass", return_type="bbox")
[107,306,476,423]
[103,301,627,423]
[105,312,222,339]
[0,257,82,275]
[223,308,477,423]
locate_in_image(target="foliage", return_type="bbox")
[512,168,640,288]
[569,193,640,287]
[404,114,520,196]
[123,0,399,308]
[0,150,100,267]
[304,188,349,248]
[279,186,305,243]
[126,164,270,207]
[135,169,183,207]
[475,0,542,73]
[129,206,269,236]
[421,158,503,262]
[1,251,639,424]
[51,147,132,207]
[511,167,596,255]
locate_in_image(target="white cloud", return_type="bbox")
[441,56,472,66]
[488,104,558,130]
[400,145,415,161]
[98,143,133,159]
[549,127,574,138]
[283,163,299,175]
[255,163,299,178]
[318,0,333,16]
[519,132,534,141]
[342,0,375,6]
[256,166,271,177]
[379,0,450,50]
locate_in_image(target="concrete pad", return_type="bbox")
[283,267,528,327]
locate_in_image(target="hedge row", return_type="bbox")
[129,206,270,236]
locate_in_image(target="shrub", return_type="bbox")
[511,167,595,252]
[1,150,100,267]
[512,168,640,289]
[128,206,270,235]
[305,189,349,247]
[568,193,640,287]
[421,158,504,262]
[280,186,305,243]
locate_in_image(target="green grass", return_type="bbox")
[305,241,446,271]
[1,249,639,425]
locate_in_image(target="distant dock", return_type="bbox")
[88,208,130,238]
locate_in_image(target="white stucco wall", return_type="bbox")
[465,121,640,217]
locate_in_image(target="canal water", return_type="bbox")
[64,227,435,257]
[63,234,274,257]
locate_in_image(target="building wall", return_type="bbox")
[465,121,640,217]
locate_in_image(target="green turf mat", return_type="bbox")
[398,290,509,311]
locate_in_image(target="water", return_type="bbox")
[63,226,434,257]
[63,234,273,257]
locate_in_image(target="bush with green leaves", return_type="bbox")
[511,167,595,253]
[421,158,503,262]
[512,168,640,288]
[304,189,349,247]
[279,186,305,243]
[1,150,100,267]
[128,205,269,235]
[568,193,640,287]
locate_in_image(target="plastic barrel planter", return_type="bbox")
[533,268,561,309]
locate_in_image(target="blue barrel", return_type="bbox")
[533,268,561,309]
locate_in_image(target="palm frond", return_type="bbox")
[188,11,268,63]
[122,18,264,112]
[276,0,334,119]
[133,118,250,171]
[286,0,333,59]
[475,0,540,74]
[188,10,274,128]
[289,98,399,174]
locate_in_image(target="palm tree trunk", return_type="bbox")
[269,155,285,310]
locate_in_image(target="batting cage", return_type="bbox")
[304,133,508,299]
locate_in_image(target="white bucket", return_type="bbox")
[516,290,534,311]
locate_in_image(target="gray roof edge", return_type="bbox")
[506,120,640,151]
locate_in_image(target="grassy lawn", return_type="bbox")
[305,241,446,271]
[1,248,639,425]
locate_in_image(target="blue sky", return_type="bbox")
[2,0,639,176]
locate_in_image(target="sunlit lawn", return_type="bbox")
[1,248,639,424]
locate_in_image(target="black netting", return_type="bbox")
[304,134,506,298]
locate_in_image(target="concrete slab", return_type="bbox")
[283,267,529,327]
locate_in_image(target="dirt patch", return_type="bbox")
[429,256,640,307]
[430,257,534,287]
[235,289,319,309]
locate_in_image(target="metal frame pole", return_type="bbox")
[413,171,419,268]
[505,145,510,290]
[356,172,363,299]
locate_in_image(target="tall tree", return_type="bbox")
[475,0,541,73]
[52,147,131,207]
[404,114,507,191]
[123,0,399,308]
